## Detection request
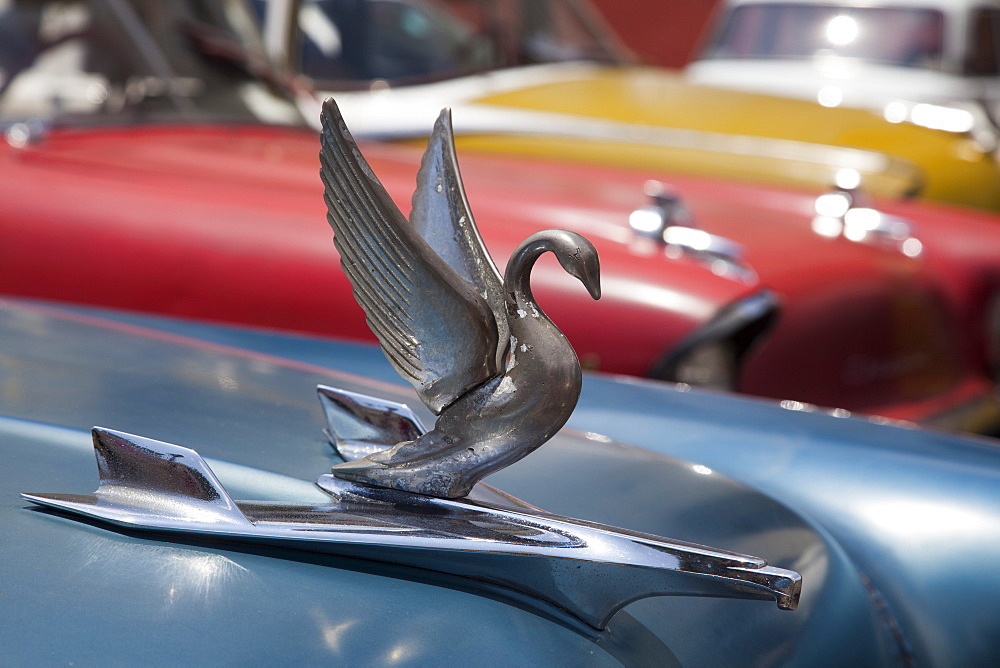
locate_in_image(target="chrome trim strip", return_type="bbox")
[24,421,801,628]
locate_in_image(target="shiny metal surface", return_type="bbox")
[316,381,801,619]
[628,181,699,240]
[317,385,426,461]
[628,180,753,282]
[24,424,800,628]
[811,186,923,257]
[320,99,601,498]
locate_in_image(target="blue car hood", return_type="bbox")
[571,379,1000,666]
[1,299,903,664]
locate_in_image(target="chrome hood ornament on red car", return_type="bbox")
[22,99,801,628]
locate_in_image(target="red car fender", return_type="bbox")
[0,124,759,379]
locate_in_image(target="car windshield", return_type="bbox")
[287,0,627,86]
[703,3,946,71]
[0,0,303,127]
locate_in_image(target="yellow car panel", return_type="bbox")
[469,68,1000,211]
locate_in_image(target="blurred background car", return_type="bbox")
[261,0,1000,431]
[5,0,1000,434]
[261,0,1000,211]
[0,0,776,388]
[688,0,1000,147]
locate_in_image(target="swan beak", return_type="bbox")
[574,254,601,300]
[552,229,601,300]
[580,258,601,300]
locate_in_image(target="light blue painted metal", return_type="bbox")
[59,302,1000,663]
[0,299,903,664]
[570,375,1000,666]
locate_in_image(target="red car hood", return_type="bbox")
[0,124,760,378]
[636,170,1000,422]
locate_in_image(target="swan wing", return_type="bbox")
[410,109,510,368]
[320,99,500,414]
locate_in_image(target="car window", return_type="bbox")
[966,7,1000,76]
[0,0,303,126]
[703,3,946,71]
[289,0,625,86]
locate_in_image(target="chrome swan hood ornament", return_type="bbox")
[21,99,801,628]
[321,99,600,498]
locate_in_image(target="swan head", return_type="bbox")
[546,229,601,300]
[506,229,602,302]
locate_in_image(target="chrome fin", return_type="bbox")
[317,384,426,461]
[22,428,253,530]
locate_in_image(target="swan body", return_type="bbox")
[320,99,600,498]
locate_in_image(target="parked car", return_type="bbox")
[0,0,774,387]
[680,178,1000,432]
[3,296,998,665]
[5,0,1000,434]
[688,0,1000,142]
[263,0,1000,212]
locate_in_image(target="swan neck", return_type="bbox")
[504,238,550,310]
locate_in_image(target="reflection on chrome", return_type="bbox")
[4,120,50,148]
[628,207,665,235]
[912,103,975,133]
[629,181,755,283]
[843,208,883,241]
[811,187,921,256]
[811,215,844,239]
[692,464,713,476]
[884,101,909,124]
[815,192,851,218]
[663,226,716,252]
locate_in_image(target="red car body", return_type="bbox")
[677,176,1000,428]
[5,121,1000,431]
[0,123,766,381]
[3,0,998,433]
